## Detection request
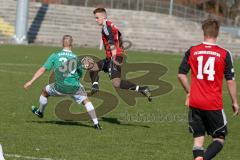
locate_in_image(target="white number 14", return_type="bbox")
[197,56,215,81]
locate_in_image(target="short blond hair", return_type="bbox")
[202,19,220,38]
[62,35,73,47]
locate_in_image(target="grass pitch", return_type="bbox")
[0,45,239,160]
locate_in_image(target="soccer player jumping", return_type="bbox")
[178,19,239,160]
[90,8,152,101]
[24,35,101,130]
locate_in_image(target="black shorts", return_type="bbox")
[97,56,123,80]
[188,107,228,139]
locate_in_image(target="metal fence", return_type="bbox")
[35,0,238,27]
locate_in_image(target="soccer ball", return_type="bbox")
[81,56,95,70]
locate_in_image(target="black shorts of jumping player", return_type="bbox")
[188,107,228,139]
[96,56,123,80]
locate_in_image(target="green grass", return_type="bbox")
[0,45,239,160]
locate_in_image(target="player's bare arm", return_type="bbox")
[226,80,239,116]
[177,74,189,94]
[178,48,191,106]
[224,49,239,116]
[177,74,190,106]
[111,47,122,66]
[24,67,46,89]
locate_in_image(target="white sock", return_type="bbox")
[84,102,98,125]
[0,144,5,160]
[39,95,48,113]
[92,118,98,125]
[135,85,139,92]
[93,82,98,85]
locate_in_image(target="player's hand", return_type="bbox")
[232,103,239,116]
[112,56,123,66]
[113,59,122,66]
[24,81,32,89]
[185,93,190,107]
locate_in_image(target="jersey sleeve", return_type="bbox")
[103,24,115,47]
[178,48,191,74]
[43,54,55,71]
[224,51,235,80]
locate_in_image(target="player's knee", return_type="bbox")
[212,132,226,143]
[82,98,90,105]
[112,79,120,88]
[41,89,49,97]
[112,82,120,88]
[213,137,225,145]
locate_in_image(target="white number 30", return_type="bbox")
[197,56,215,81]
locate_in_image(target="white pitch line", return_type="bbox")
[5,153,53,160]
[0,69,32,75]
[0,63,40,67]
[0,69,49,78]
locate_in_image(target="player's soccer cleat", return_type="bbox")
[139,86,152,102]
[90,83,99,95]
[93,123,102,130]
[31,106,43,118]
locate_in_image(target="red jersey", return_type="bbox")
[178,42,235,110]
[102,20,123,59]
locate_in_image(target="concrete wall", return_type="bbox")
[0,0,240,54]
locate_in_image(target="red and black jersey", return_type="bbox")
[178,42,235,110]
[102,20,123,59]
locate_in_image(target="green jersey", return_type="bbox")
[43,49,83,94]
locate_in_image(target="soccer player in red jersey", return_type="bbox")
[178,19,239,160]
[90,8,151,101]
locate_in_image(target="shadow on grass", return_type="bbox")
[100,117,150,128]
[27,117,150,128]
[27,120,93,128]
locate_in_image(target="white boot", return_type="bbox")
[0,144,5,160]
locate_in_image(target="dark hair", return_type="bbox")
[202,19,220,38]
[93,8,106,14]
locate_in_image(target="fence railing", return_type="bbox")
[34,0,238,27]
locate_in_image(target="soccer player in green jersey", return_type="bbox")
[24,35,101,129]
